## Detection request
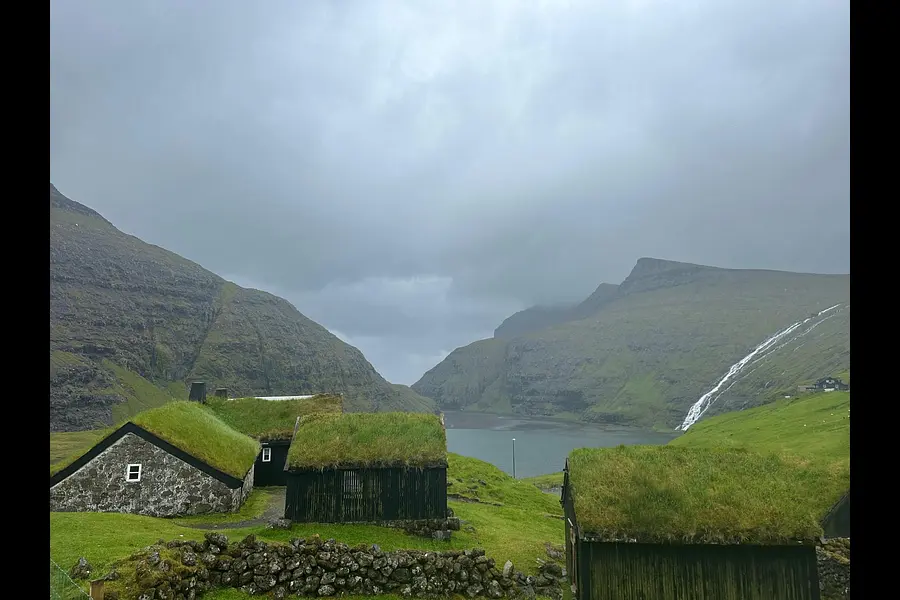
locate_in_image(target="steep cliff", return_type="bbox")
[50,183,434,431]
[414,258,850,429]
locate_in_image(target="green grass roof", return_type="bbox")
[130,402,260,479]
[287,412,447,470]
[566,445,843,545]
[50,402,260,480]
[204,394,343,440]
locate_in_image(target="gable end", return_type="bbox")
[50,422,246,489]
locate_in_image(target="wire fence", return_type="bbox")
[50,558,91,600]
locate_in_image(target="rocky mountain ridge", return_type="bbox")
[50,183,434,431]
[414,257,850,429]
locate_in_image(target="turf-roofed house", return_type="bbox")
[284,412,448,524]
[203,393,344,487]
[561,446,838,600]
[49,402,259,517]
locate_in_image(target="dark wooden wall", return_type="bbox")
[577,540,820,600]
[822,492,850,538]
[562,469,579,598]
[254,441,290,487]
[284,466,447,523]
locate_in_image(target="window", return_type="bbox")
[261,447,272,463]
[343,470,363,494]
[126,463,142,482]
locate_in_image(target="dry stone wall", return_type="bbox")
[817,538,850,600]
[49,433,253,517]
[102,533,566,600]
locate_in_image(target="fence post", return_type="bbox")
[90,579,105,599]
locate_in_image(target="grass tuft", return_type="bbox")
[567,444,844,544]
[204,394,343,440]
[287,412,446,469]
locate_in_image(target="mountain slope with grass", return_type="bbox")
[50,183,435,431]
[670,390,850,466]
[413,257,849,429]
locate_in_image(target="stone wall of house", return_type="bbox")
[234,465,255,509]
[100,533,566,600]
[49,432,254,517]
[817,538,850,600]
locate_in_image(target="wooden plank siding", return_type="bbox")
[284,466,447,523]
[562,460,821,600]
[580,542,821,600]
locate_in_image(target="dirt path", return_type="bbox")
[182,487,286,530]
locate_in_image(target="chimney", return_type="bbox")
[189,382,207,404]
[214,387,228,398]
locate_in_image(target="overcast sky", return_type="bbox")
[50,0,850,385]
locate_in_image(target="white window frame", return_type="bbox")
[126,463,142,482]
[261,447,272,463]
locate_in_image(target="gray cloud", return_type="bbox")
[50,0,849,384]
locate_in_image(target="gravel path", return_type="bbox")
[182,487,285,530]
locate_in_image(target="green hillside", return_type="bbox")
[413,258,849,429]
[50,183,435,431]
[671,390,850,469]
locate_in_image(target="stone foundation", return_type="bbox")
[377,517,462,540]
[104,533,566,600]
[817,538,849,600]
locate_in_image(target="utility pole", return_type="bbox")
[512,438,516,479]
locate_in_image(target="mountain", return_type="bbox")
[49,183,435,431]
[493,283,620,339]
[412,257,849,429]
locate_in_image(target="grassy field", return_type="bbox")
[567,444,845,544]
[522,472,565,491]
[670,391,850,470]
[288,412,447,469]
[448,454,561,515]
[50,452,564,600]
[204,394,343,440]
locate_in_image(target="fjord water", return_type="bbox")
[444,411,679,479]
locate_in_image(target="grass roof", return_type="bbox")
[287,412,447,470]
[50,402,260,480]
[130,402,260,479]
[566,445,843,545]
[204,394,343,440]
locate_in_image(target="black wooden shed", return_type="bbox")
[283,412,448,523]
[562,446,825,600]
[204,394,344,487]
